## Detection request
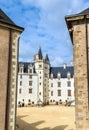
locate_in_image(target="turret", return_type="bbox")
[38,46,43,59]
[45,54,50,63]
[34,46,43,61]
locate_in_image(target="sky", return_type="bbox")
[0,0,89,66]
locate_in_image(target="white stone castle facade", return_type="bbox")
[17,47,74,106]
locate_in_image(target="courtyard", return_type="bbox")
[16,106,75,130]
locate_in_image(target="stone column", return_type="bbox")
[66,12,89,130]
[73,21,89,129]
[0,10,24,130]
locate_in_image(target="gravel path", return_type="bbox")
[16,106,75,130]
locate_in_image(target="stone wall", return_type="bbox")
[7,31,20,130]
[0,27,9,130]
[0,26,20,130]
[73,20,89,129]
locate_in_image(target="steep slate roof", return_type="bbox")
[0,9,16,25]
[18,62,74,78]
[45,54,50,62]
[38,47,43,59]
[18,62,35,73]
[0,9,24,31]
[50,66,74,78]
[65,8,89,19]
[65,8,89,44]
[79,8,89,15]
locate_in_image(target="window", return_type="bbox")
[29,88,32,93]
[50,100,52,102]
[29,69,32,73]
[51,73,53,79]
[45,73,47,77]
[39,65,42,68]
[45,67,47,69]
[32,101,34,104]
[28,99,31,105]
[67,81,71,87]
[20,81,22,86]
[20,68,23,73]
[20,75,22,79]
[51,83,53,87]
[19,89,22,94]
[18,101,21,104]
[28,99,31,102]
[68,90,71,96]
[58,90,61,96]
[29,75,32,79]
[51,91,53,96]
[58,82,61,87]
[29,81,32,86]
[39,92,41,95]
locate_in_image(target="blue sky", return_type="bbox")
[0,0,89,66]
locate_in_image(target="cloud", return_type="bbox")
[51,56,64,67]
[0,0,89,66]
[19,38,35,62]
[20,0,89,66]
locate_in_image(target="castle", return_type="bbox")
[17,47,74,106]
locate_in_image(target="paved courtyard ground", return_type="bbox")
[16,106,75,130]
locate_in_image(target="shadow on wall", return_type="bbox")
[16,115,68,130]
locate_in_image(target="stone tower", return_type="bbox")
[65,8,89,130]
[0,9,24,130]
[34,47,50,105]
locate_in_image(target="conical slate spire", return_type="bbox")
[38,46,43,59]
[45,54,50,62]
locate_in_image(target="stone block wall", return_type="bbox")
[73,21,89,130]
[0,26,20,130]
[0,27,9,130]
[7,31,20,130]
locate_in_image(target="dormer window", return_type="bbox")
[21,68,23,73]
[51,73,53,79]
[57,72,61,79]
[28,68,33,73]
[30,69,32,73]
[19,64,24,73]
[67,72,71,79]
[28,64,33,74]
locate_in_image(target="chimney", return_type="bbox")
[63,63,67,69]
[70,60,73,66]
